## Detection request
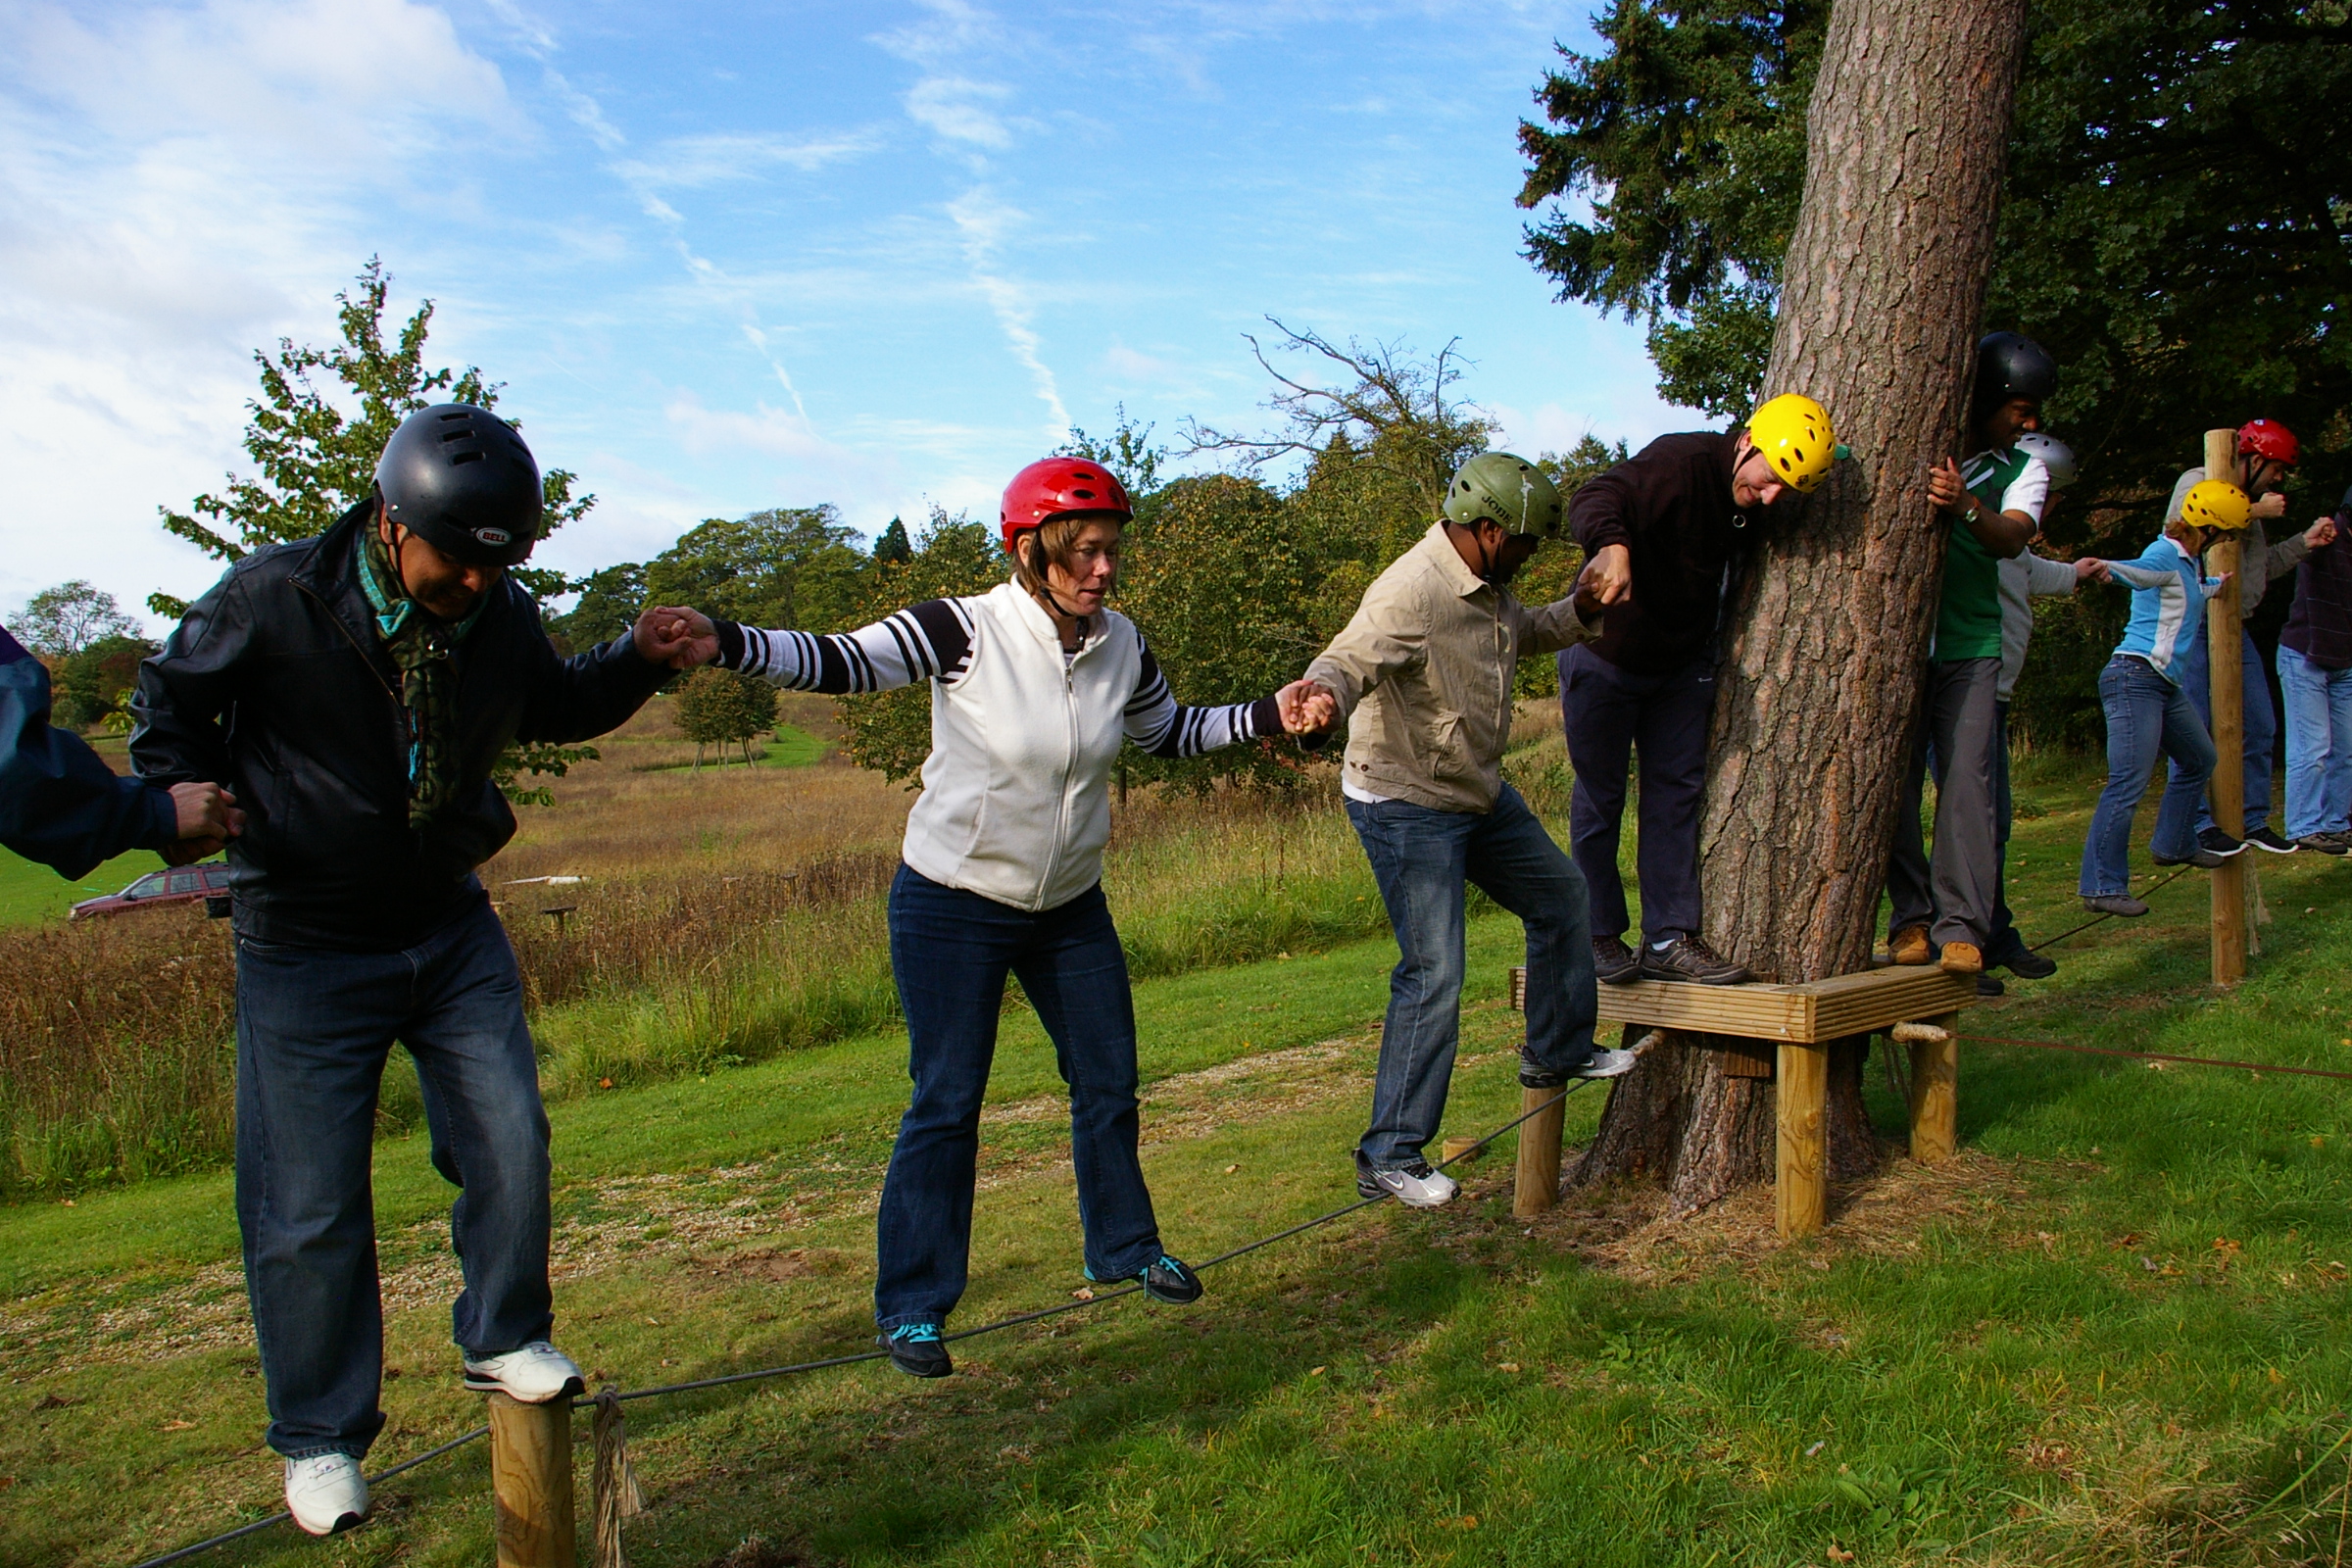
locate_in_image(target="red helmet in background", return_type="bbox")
[999,457,1133,554]
[2237,418,2299,466]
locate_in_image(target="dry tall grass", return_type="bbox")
[0,692,1434,1196]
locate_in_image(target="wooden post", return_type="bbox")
[1899,1015,1959,1164]
[1512,1085,1565,1218]
[1774,1043,1828,1238]
[2205,427,2247,986]
[489,1393,576,1568]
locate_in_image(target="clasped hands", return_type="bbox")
[633,606,721,669]
[160,781,246,865]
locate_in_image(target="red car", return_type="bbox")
[70,861,231,920]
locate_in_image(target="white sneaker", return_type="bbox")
[284,1452,368,1536]
[463,1340,585,1402]
[1356,1158,1459,1208]
[1571,1049,1640,1080]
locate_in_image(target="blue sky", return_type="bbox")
[0,0,1691,631]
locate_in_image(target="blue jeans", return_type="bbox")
[234,895,553,1460]
[1346,781,1598,1169]
[2080,656,2216,896]
[2278,643,2352,839]
[876,867,1159,1330]
[2172,626,2276,835]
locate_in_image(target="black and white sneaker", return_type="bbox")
[1592,934,1641,986]
[2242,824,2298,854]
[878,1322,952,1378]
[1354,1152,1458,1208]
[462,1341,585,1402]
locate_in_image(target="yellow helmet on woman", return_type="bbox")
[2180,479,2251,532]
[1746,394,1845,493]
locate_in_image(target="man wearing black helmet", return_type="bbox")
[130,405,704,1537]
[1887,332,2056,979]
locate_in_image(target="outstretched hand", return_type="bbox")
[2073,557,2111,585]
[635,606,719,669]
[1582,543,1633,608]
[2306,515,2339,550]
[1275,678,1339,735]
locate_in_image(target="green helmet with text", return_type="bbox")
[1442,452,1562,539]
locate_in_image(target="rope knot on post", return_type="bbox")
[593,1384,646,1568]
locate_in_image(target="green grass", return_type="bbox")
[626,720,833,770]
[15,752,2352,1564]
[0,845,166,927]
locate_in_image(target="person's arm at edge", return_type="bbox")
[1298,572,1430,723]
[3,628,179,880]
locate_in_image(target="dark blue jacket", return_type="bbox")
[131,500,668,951]
[0,624,175,879]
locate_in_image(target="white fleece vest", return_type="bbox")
[901,581,1142,912]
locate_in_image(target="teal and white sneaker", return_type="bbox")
[1085,1254,1203,1304]
[877,1321,952,1378]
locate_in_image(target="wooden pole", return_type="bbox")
[2205,427,2247,986]
[1512,1084,1565,1218]
[1898,1016,1959,1164]
[489,1393,577,1568]
[1774,1043,1828,1238]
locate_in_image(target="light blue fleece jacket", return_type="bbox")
[2108,533,2223,685]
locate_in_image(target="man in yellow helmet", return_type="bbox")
[1567,393,1838,986]
[1886,333,2056,979]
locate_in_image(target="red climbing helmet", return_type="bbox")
[999,457,1133,554]
[2237,418,2299,466]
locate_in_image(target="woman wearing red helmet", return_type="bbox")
[668,456,1329,1378]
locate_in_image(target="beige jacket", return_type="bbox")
[1304,522,1596,812]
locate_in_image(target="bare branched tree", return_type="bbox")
[1181,319,1498,513]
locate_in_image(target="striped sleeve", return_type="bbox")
[716,599,976,693]
[1121,633,1282,759]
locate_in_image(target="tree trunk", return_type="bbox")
[1577,0,2030,1213]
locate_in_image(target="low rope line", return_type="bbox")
[1963,1031,2352,1084]
[124,1082,1585,1567]
[2026,864,2194,954]
[128,1426,489,1568]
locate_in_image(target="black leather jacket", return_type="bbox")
[130,501,667,950]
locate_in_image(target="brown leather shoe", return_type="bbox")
[1889,925,1933,965]
[1938,941,1984,975]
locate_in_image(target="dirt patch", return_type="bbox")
[1515,1145,2047,1284]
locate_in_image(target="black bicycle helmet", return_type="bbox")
[374,404,542,567]
[1974,331,2059,414]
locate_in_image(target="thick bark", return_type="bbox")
[1578,0,2030,1212]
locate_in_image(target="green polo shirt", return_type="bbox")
[1933,447,2034,662]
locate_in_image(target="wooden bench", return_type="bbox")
[1508,963,1977,1236]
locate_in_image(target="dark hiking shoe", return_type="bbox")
[1990,944,2056,979]
[2243,824,2298,854]
[2082,894,2150,917]
[1086,1254,1203,1305]
[2155,842,2237,868]
[2297,833,2350,855]
[878,1322,952,1379]
[1592,934,1641,985]
[1977,973,2006,997]
[1638,935,1750,986]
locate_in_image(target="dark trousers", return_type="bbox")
[233,896,553,1460]
[1345,783,1598,1167]
[875,866,1160,1330]
[1558,644,1714,946]
[1887,658,2003,949]
[1984,701,2026,961]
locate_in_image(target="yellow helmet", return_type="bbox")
[2180,478,2251,532]
[1746,393,1844,493]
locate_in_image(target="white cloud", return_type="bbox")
[947,188,1070,441]
[612,130,883,192]
[904,76,1014,150]
[0,0,525,628]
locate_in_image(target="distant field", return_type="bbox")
[0,844,167,926]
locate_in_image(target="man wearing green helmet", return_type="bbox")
[1277,453,1626,1210]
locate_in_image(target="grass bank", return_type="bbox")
[9,811,2352,1565]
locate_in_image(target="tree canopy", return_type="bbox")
[12,580,141,660]
[153,258,591,617]
[1518,0,2352,520]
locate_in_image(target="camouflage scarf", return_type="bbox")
[358,525,485,828]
